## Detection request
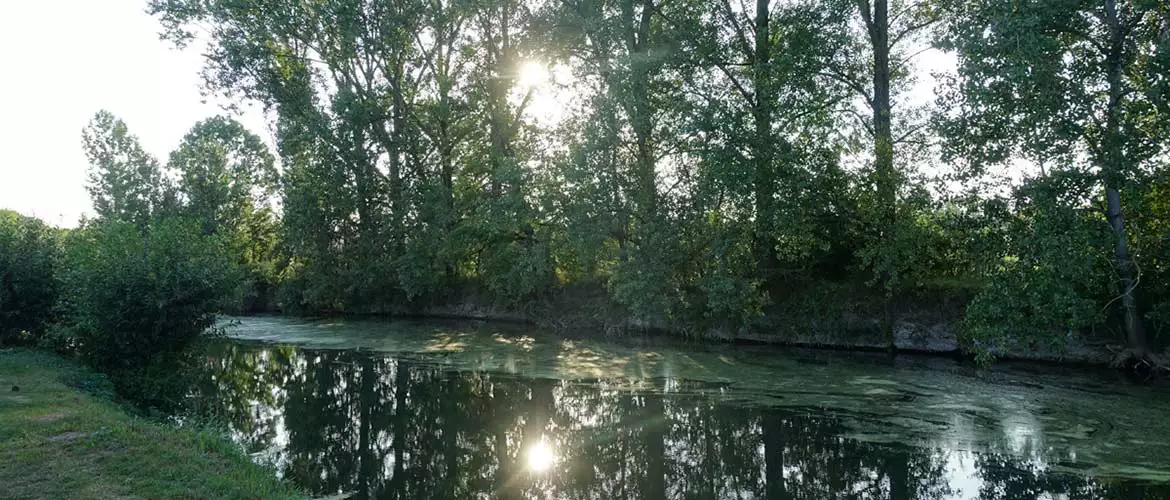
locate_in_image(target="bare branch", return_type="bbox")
[719,0,756,57]
[715,63,755,103]
[889,3,914,25]
[846,107,874,136]
[889,18,937,49]
[820,69,873,106]
[893,45,935,67]
[893,123,926,144]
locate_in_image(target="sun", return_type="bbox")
[513,60,570,126]
[525,440,557,473]
[518,61,550,88]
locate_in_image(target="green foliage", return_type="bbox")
[143,0,928,334]
[394,217,454,301]
[1127,169,1170,342]
[59,218,236,370]
[170,116,283,312]
[136,0,1170,361]
[937,0,1170,357]
[476,231,557,304]
[82,111,175,228]
[0,210,61,345]
[65,111,259,385]
[169,116,278,236]
[959,174,1114,362]
[608,227,684,326]
[687,224,767,333]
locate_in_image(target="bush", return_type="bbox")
[0,210,61,345]
[958,175,1113,363]
[59,217,236,370]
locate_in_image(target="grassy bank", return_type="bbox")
[0,348,301,499]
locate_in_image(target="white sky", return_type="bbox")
[0,0,267,228]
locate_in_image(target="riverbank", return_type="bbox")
[321,283,1132,366]
[0,348,301,499]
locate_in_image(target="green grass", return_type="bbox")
[0,348,302,500]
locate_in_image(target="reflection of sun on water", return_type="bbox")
[526,440,557,473]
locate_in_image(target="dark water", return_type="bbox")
[189,317,1170,499]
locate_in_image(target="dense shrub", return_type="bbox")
[0,210,61,345]
[59,217,236,370]
[958,175,1115,362]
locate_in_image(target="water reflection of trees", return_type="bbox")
[192,344,1168,500]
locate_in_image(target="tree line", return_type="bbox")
[2,0,1169,371]
[0,114,275,399]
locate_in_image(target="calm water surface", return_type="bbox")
[190,316,1170,499]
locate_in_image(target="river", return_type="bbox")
[187,316,1170,499]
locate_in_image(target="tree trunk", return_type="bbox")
[391,360,409,499]
[887,450,910,499]
[1106,188,1146,353]
[388,58,408,257]
[521,379,554,451]
[488,75,507,198]
[1103,0,1148,355]
[753,0,779,282]
[640,393,667,500]
[357,355,374,500]
[493,385,520,500]
[763,415,788,500]
[353,128,378,246]
[482,10,513,200]
[442,376,460,498]
[622,0,658,222]
[862,0,897,351]
[434,26,459,281]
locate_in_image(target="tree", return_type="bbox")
[81,111,173,228]
[153,0,414,309]
[59,217,235,370]
[0,210,60,345]
[825,0,940,349]
[958,174,1114,363]
[169,116,282,311]
[146,0,1169,360]
[696,0,852,284]
[937,0,1170,364]
[169,116,277,236]
[682,0,859,316]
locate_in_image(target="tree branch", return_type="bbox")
[718,0,756,58]
[846,107,874,136]
[715,63,755,103]
[820,69,872,106]
[893,123,926,144]
[856,0,875,34]
[889,18,937,49]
